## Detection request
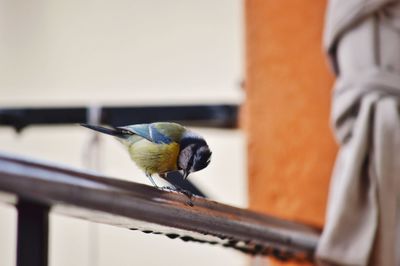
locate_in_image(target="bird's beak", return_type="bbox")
[183,170,189,180]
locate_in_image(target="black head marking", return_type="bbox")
[179,136,208,152]
[192,146,212,172]
[178,135,211,176]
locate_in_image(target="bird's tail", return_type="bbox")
[80,124,127,138]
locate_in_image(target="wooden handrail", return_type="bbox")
[0,152,320,262]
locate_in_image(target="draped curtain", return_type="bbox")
[317,0,400,265]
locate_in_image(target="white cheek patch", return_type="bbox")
[178,144,195,169]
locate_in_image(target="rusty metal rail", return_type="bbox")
[0,152,320,264]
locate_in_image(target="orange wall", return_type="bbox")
[243,0,337,264]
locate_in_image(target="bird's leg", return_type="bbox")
[159,173,177,191]
[146,173,159,188]
[158,173,193,199]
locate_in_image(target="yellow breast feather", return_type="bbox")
[128,139,180,175]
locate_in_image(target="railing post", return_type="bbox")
[16,199,49,266]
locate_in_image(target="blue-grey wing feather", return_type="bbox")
[149,124,172,144]
[118,124,172,144]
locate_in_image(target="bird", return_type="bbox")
[80,122,212,188]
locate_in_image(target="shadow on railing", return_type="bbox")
[0,152,320,266]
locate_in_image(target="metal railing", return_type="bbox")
[0,152,320,266]
[0,104,238,132]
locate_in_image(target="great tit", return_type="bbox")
[81,122,212,187]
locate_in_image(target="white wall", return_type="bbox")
[0,0,246,265]
[0,0,243,105]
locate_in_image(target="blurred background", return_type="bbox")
[0,0,340,265]
[0,0,246,265]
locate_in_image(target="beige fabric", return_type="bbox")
[317,1,400,265]
[323,0,395,73]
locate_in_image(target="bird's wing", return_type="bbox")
[118,123,184,144]
[151,122,186,143]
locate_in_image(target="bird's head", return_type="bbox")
[178,133,212,180]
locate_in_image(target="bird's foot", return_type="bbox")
[160,186,193,200]
[175,187,193,199]
[161,185,177,191]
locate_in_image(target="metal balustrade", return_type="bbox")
[0,152,320,266]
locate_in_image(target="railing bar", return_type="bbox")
[0,152,319,262]
[16,199,49,266]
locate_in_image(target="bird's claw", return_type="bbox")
[175,188,193,199]
[161,185,176,191]
[159,186,193,200]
